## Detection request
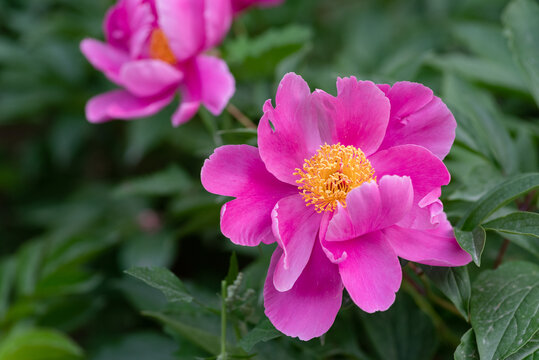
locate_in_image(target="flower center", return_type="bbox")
[294,144,375,213]
[149,28,177,65]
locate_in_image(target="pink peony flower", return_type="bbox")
[201,73,471,340]
[80,0,235,126]
[232,0,284,14]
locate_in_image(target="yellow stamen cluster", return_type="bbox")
[294,144,375,213]
[149,28,177,65]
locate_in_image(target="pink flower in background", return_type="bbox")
[202,73,471,340]
[81,0,235,126]
[232,0,284,14]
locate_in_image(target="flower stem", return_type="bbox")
[220,280,227,360]
[227,104,257,129]
[493,238,510,269]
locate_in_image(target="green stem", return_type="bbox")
[220,280,227,360]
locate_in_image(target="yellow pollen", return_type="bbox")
[149,28,177,65]
[294,143,376,213]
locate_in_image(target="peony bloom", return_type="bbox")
[232,0,284,14]
[201,73,471,340]
[81,0,235,126]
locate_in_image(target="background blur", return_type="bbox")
[0,0,538,359]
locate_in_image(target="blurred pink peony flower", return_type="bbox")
[201,73,471,340]
[80,0,235,126]
[232,0,284,14]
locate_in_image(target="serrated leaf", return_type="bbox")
[454,329,480,360]
[457,173,539,231]
[470,261,539,360]
[239,319,281,352]
[503,0,539,106]
[0,328,83,360]
[423,266,471,319]
[483,212,539,238]
[454,227,486,266]
[125,267,193,303]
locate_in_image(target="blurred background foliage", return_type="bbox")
[0,0,538,359]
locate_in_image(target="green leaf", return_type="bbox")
[454,227,486,266]
[0,258,16,319]
[114,165,192,197]
[503,0,539,107]
[15,241,44,296]
[0,328,83,360]
[93,332,177,360]
[423,266,471,319]
[470,261,539,360]
[454,329,480,360]
[143,311,222,356]
[505,332,539,360]
[239,319,281,352]
[225,252,239,287]
[361,293,437,360]
[483,212,539,238]
[457,173,539,231]
[125,267,193,303]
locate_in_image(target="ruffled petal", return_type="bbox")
[369,144,450,199]
[264,242,343,341]
[326,175,413,241]
[201,145,294,198]
[85,89,174,123]
[120,59,183,97]
[377,82,456,160]
[155,0,204,61]
[313,77,390,156]
[204,0,232,49]
[201,145,296,246]
[271,195,322,291]
[80,39,129,84]
[384,217,472,266]
[322,231,402,313]
[258,73,324,185]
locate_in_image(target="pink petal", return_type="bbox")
[197,56,235,115]
[258,73,324,185]
[369,144,450,199]
[104,0,155,58]
[201,145,296,246]
[204,0,232,49]
[155,0,204,61]
[232,0,284,13]
[271,195,322,291]
[326,175,413,242]
[80,39,129,84]
[201,145,295,198]
[377,82,456,160]
[264,242,343,341]
[120,60,183,97]
[384,218,472,266]
[322,231,402,313]
[313,77,390,156]
[171,56,235,126]
[85,89,174,123]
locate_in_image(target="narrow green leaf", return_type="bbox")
[503,0,539,106]
[0,258,16,319]
[0,328,83,360]
[457,173,539,230]
[239,319,281,352]
[454,227,486,266]
[423,266,471,319]
[225,252,239,287]
[471,261,539,360]
[454,329,480,360]
[125,267,193,303]
[483,211,539,238]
